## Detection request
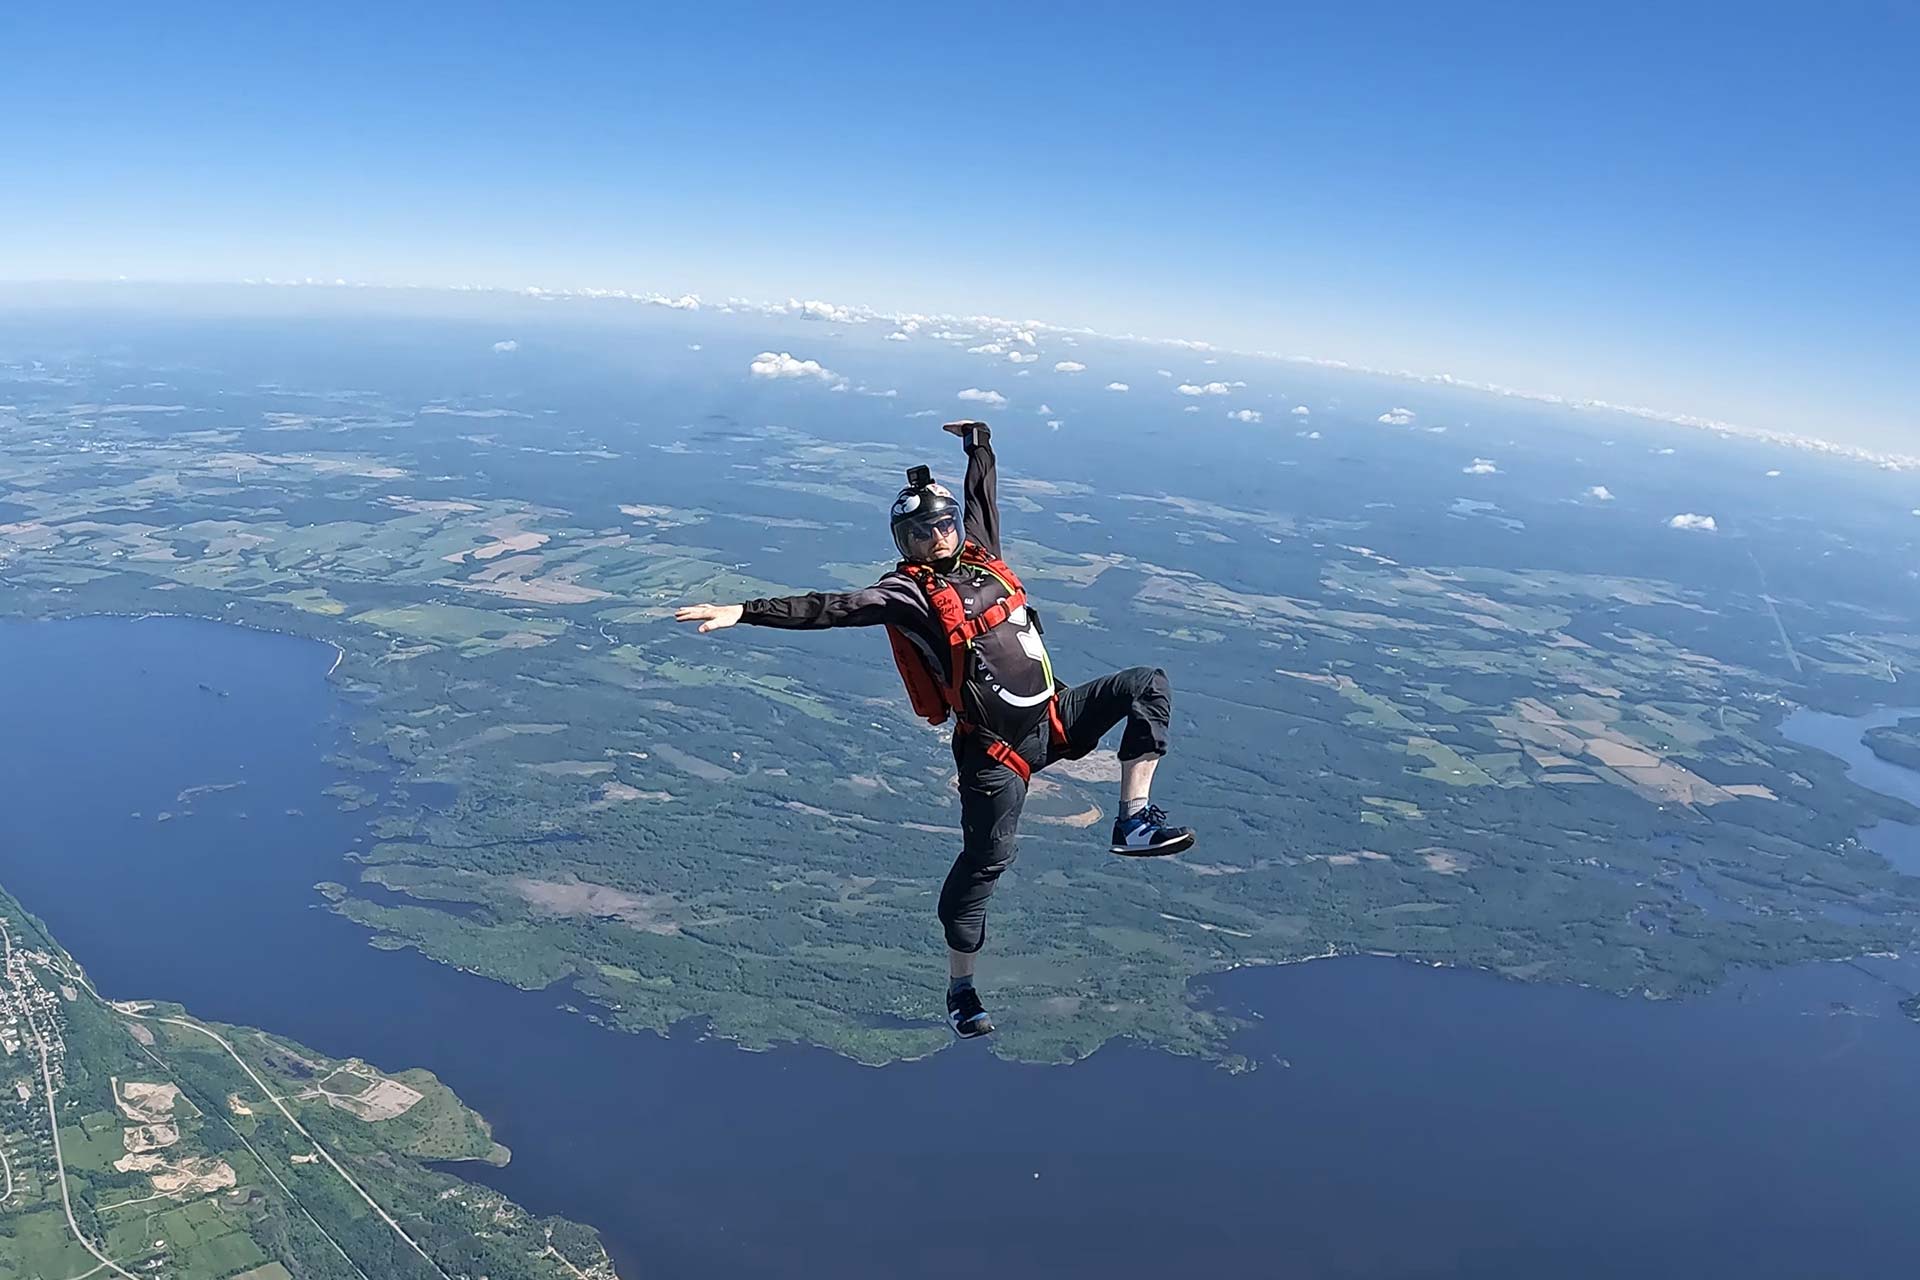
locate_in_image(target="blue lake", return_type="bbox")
[4,616,1920,1278]
[1780,705,1920,875]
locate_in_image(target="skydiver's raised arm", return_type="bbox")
[944,420,999,558]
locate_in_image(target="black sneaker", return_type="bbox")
[946,984,994,1038]
[1110,803,1196,857]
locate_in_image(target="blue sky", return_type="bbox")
[4,3,1915,449]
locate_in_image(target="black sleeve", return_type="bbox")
[739,576,926,630]
[962,422,1000,558]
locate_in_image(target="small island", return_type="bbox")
[1866,717,1920,774]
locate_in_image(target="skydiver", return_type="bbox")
[675,420,1194,1039]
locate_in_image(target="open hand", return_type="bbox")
[674,603,743,634]
[942,419,986,438]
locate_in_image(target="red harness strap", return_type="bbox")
[958,699,1069,785]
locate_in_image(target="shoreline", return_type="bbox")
[0,606,350,681]
[6,608,1917,1072]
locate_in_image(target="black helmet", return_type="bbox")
[890,464,961,564]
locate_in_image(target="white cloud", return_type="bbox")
[1183,405,1200,413]
[1300,430,1321,439]
[1228,409,1263,423]
[1668,513,1718,532]
[886,331,911,342]
[1912,509,1920,516]
[1462,458,1500,475]
[1586,485,1614,501]
[749,351,843,386]
[648,293,701,310]
[1156,369,1173,377]
[958,388,1008,408]
[491,339,519,353]
[1654,446,1676,455]
[907,409,941,418]
[1054,361,1087,373]
[1424,425,1448,434]
[1291,405,1310,416]
[1107,382,1130,392]
[786,297,860,323]
[1377,407,1416,425]
[687,343,702,351]
[1176,380,1244,396]
[1764,469,1781,477]
[1008,350,1038,364]
[968,342,1007,355]
[1046,419,1063,430]
[1012,329,1037,347]
[1036,403,1053,414]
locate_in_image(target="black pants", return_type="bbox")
[937,665,1172,954]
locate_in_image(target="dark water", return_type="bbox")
[5,617,1920,1279]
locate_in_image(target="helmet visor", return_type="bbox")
[894,510,960,561]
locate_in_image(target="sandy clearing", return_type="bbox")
[1030,804,1104,827]
[113,1153,236,1197]
[115,1081,180,1123]
[512,877,681,934]
[526,760,614,776]
[353,1078,425,1121]
[1421,849,1468,874]
[1044,751,1123,784]
[592,781,674,807]
[122,1123,180,1154]
[1722,783,1778,799]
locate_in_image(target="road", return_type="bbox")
[0,915,139,1280]
[54,958,451,1280]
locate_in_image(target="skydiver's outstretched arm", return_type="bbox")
[675,577,927,633]
[944,420,999,557]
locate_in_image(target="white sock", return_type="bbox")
[1121,797,1148,818]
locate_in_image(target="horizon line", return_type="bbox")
[6,274,1916,474]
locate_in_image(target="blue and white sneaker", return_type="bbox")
[1110,803,1196,857]
[946,983,994,1038]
